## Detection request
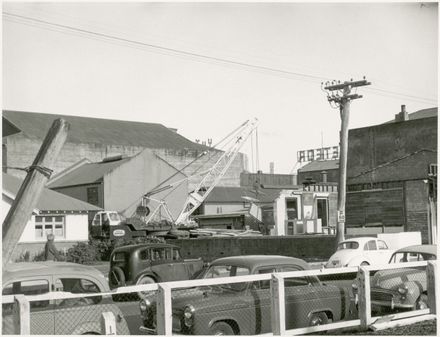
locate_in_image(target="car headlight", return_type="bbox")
[398,285,408,295]
[351,283,358,292]
[140,299,151,312]
[183,305,195,328]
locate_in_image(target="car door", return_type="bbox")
[246,267,278,334]
[376,240,392,262]
[150,247,188,281]
[53,275,105,335]
[363,239,380,264]
[2,276,55,335]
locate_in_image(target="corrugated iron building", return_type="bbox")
[346,106,437,243]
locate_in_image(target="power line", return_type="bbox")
[3,12,438,105]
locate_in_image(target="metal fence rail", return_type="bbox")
[2,261,437,335]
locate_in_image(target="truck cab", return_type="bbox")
[90,211,124,238]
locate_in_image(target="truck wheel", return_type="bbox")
[110,267,125,288]
[309,312,328,326]
[416,294,428,310]
[136,276,156,298]
[209,322,235,335]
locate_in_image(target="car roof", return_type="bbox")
[340,237,377,244]
[210,255,310,270]
[394,244,437,256]
[2,262,106,284]
[111,242,179,254]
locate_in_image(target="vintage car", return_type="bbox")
[139,255,353,335]
[109,243,203,289]
[325,237,394,268]
[2,262,130,335]
[368,244,437,313]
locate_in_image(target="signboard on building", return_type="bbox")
[297,146,339,163]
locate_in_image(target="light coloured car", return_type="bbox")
[369,244,437,312]
[325,237,394,268]
[2,262,130,335]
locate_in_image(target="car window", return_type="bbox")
[113,252,126,262]
[377,240,388,250]
[337,241,359,250]
[2,279,50,310]
[280,266,311,286]
[204,265,250,278]
[390,251,436,263]
[139,249,150,260]
[151,248,167,261]
[172,248,181,261]
[55,278,102,307]
[252,268,276,289]
[364,240,377,251]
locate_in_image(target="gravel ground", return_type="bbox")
[330,319,437,335]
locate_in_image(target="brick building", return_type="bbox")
[346,106,437,243]
[2,110,246,189]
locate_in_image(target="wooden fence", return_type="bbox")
[3,261,437,335]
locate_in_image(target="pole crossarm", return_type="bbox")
[324,79,371,91]
[328,94,363,103]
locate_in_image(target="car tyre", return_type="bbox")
[360,262,370,266]
[136,276,156,298]
[209,322,235,335]
[309,312,329,326]
[416,294,428,310]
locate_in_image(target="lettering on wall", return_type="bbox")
[297,146,339,163]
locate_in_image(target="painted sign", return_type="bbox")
[297,146,339,163]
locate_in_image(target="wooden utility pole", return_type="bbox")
[323,78,371,244]
[2,119,70,268]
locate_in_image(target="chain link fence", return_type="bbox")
[2,260,437,335]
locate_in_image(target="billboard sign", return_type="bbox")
[297,146,339,163]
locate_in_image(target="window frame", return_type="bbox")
[35,215,65,240]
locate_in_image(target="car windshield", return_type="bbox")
[203,265,250,291]
[109,213,121,221]
[337,241,359,250]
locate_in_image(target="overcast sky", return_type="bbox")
[3,2,438,174]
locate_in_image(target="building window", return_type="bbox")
[285,198,298,220]
[87,187,99,206]
[35,216,65,239]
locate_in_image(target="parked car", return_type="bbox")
[108,243,204,289]
[325,237,394,268]
[368,244,437,313]
[139,255,353,335]
[2,262,130,335]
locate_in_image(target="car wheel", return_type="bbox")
[360,261,370,266]
[136,276,156,298]
[309,312,329,326]
[209,322,235,335]
[416,294,428,310]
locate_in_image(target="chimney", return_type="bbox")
[269,162,274,174]
[321,170,328,183]
[395,105,409,122]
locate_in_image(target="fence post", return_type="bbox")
[157,284,172,335]
[358,266,371,331]
[427,260,437,314]
[13,294,30,335]
[101,312,117,335]
[271,274,286,335]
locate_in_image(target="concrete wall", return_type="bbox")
[4,135,246,190]
[103,149,188,220]
[169,235,337,263]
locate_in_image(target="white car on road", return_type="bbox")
[325,237,394,268]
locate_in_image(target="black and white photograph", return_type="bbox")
[1,1,438,335]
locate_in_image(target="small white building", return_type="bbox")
[2,173,101,260]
